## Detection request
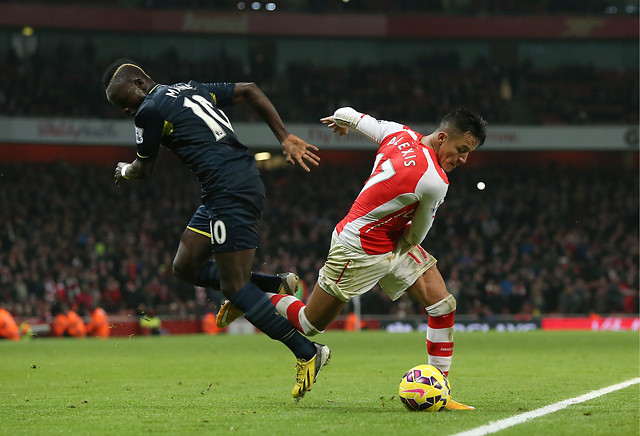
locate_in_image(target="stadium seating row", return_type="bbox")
[2,41,637,125]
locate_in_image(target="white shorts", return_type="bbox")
[317,230,437,302]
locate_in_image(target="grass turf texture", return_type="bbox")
[1,330,638,435]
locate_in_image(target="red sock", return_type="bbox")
[269,293,305,333]
[425,295,456,376]
[426,312,455,376]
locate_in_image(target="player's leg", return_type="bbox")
[191,179,330,400]
[302,283,348,329]
[172,226,217,286]
[265,232,383,336]
[218,248,323,358]
[173,204,296,292]
[174,227,328,399]
[213,248,330,399]
[215,271,298,328]
[178,233,301,331]
[377,242,454,376]
[405,264,474,410]
[266,282,347,336]
[172,211,318,358]
[252,271,299,295]
[405,265,455,376]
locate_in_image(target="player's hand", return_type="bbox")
[114,162,129,188]
[281,134,320,172]
[320,116,349,136]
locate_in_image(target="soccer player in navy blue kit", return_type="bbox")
[102,59,329,400]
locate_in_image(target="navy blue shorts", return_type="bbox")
[187,176,265,253]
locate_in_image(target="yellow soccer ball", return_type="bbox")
[398,364,450,411]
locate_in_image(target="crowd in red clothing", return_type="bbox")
[0,155,637,329]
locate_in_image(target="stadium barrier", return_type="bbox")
[541,316,640,331]
[24,314,640,338]
[0,117,637,151]
[381,316,639,332]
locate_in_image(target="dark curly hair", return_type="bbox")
[101,58,139,89]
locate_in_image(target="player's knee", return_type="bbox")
[445,294,457,312]
[172,258,191,282]
[304,326,319,337]
[171,262,182,279]
[299,308,323,336]
[426,293,457,316]
[436,293,456,313]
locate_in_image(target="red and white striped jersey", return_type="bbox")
[333,108,449,255]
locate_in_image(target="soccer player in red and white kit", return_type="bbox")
[218,106,486,408]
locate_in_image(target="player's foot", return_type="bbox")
[292,342,331,401]
[215,273,300,328]
[215,300,243,328]
[445,398,475,410]
[277,272,299,296]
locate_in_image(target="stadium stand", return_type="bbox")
[0,0,637,331]
[0,155,637,324]
[1,38,638,125]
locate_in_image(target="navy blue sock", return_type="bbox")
[199,261,280,294]
[198,260,220,289]
[230,283,316,360]
[250,272,282,293]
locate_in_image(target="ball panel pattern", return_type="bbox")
[398,364,450,412]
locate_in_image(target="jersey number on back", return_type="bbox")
[360,153,396,194]
[183,95,234,140]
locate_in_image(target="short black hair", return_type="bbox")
[101,58,139,89]
[439,108,488,147]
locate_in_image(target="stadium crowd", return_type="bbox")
[0,155,637,329]
[2,39,637,126]
[0,5,637,331]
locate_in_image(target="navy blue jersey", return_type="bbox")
[133,80,259,201]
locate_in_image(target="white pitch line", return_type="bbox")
[451,377,640,436]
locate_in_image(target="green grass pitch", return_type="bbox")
[1,330,638,435]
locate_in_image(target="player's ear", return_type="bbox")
[437,131,448,144]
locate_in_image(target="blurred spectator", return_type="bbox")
[140,309,163,335]
[50,303,87,337]
[201,312,221,335]
[0,307,21,341]
[86,306,111,338]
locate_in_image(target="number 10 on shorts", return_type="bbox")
[209,220,227,245]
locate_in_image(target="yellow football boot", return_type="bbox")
[292,343,331,401]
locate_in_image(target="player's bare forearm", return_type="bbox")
[113,158,155,187]
[235,82,320,171]
[234,82,287,143]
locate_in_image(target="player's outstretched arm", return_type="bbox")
[114,158,155,187]
[322,107,404,144]
[320,116,349,136]
[233,82,320,172]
